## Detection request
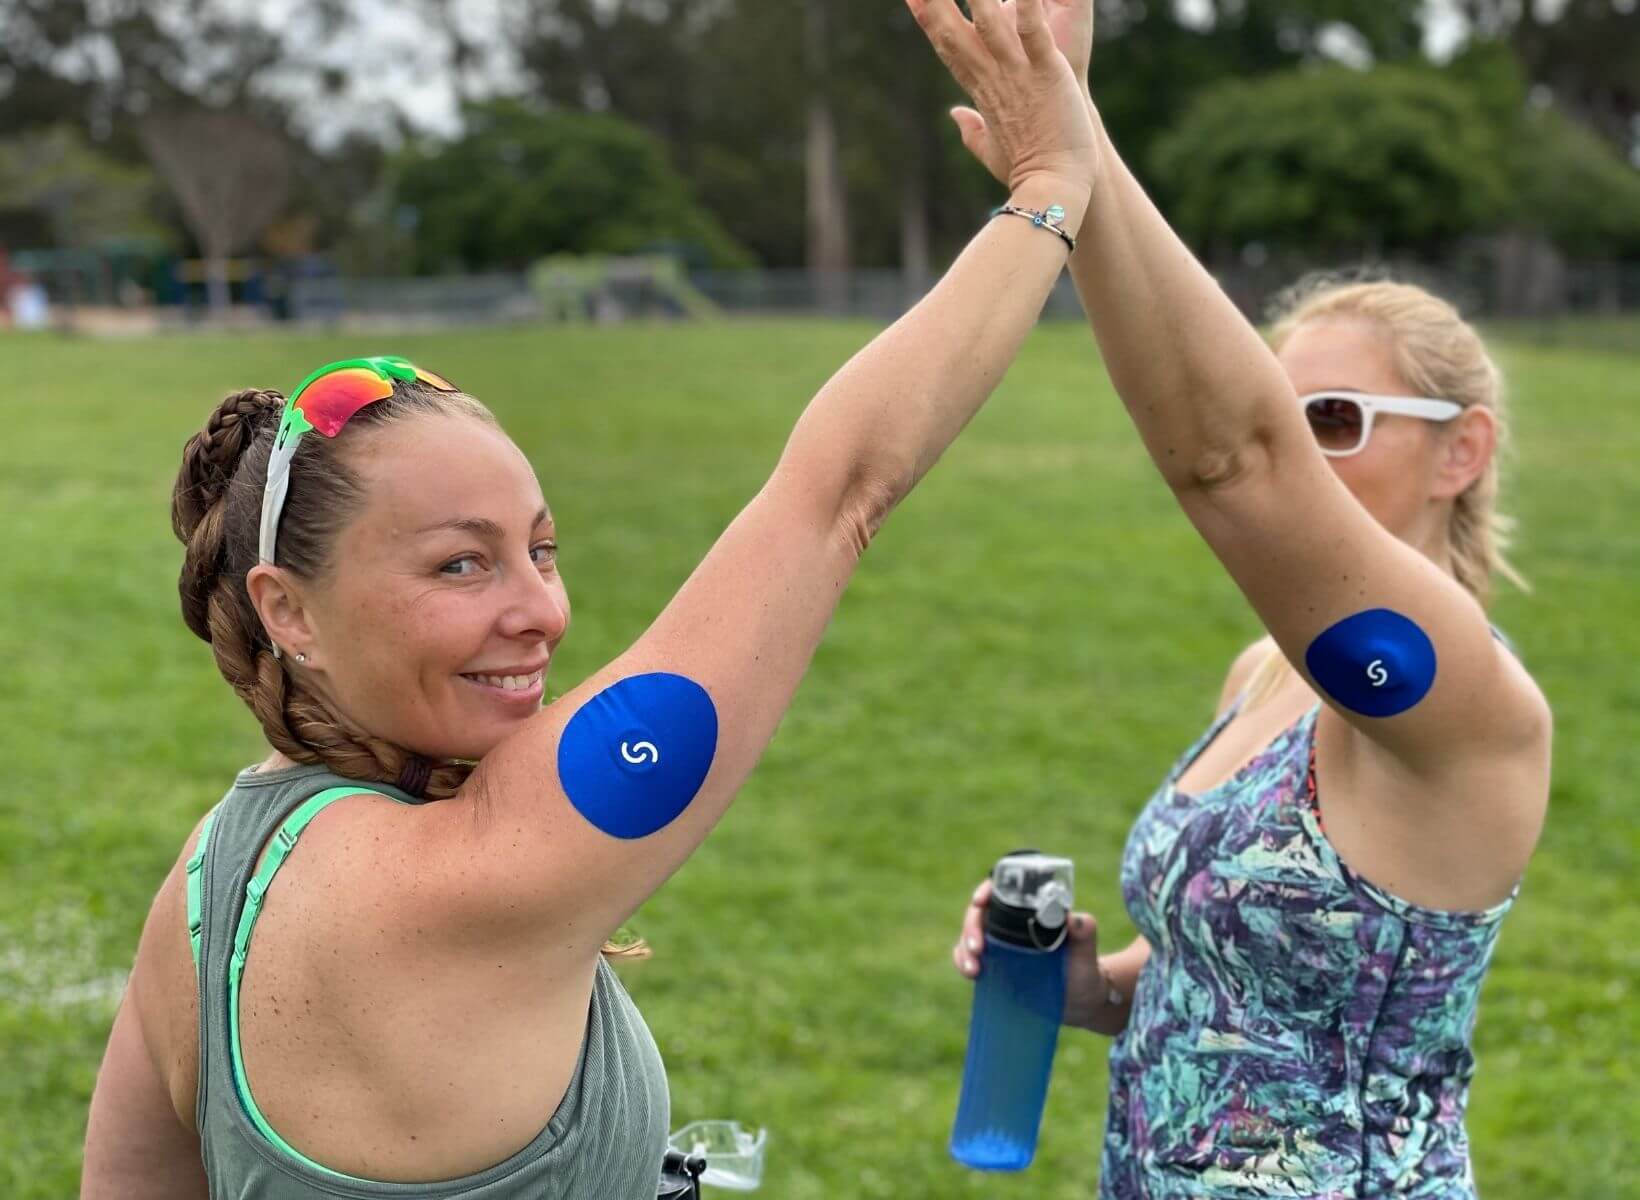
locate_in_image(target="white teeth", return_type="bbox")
[465,671,541,692]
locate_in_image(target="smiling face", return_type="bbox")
[251,412,570,762]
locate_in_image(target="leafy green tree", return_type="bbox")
[1449,0,1639,158]
[0,124,167,247]
[0,0,346,127]
[509,0,999,271]
[1150,66,1511,257]
[1509,108,1640,260]
[1092,0,1426,195]
[390,101,753,273]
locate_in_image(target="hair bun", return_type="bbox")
[172,388,284,544]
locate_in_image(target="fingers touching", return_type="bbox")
[1012,0,1058,65]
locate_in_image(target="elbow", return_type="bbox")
[771,440,913,559]
[835,462,908,558]
[1171,424,1283,499]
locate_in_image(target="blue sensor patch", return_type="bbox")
[1305,608,1437,719]
[558,672,718,839]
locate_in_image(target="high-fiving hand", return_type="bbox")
[923,0,1096,188]
[906,0,1099,203]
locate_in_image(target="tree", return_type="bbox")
[0,0,338,127]
[506,0,998,273]
[1444,40,1640,260]
[1449,0,1639,158]
[0,125,166,247]
[1151,66,1511,257]
[804,0,849,298]
[390,101,752,273]
[1509,106,1640,259]
[137,108,295,312]
[1091,0,1427,199]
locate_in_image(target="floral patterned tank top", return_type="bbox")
[1101,703,1515,1199]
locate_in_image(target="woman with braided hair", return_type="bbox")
[168,383,490,801]
[78,5,1103,1195]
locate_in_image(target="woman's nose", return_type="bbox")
[499,558,568,642]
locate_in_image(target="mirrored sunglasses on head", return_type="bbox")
[257,356,460,656]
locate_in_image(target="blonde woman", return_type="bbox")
[919,1,1552,1195]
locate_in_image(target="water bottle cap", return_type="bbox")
[986,851,1075,950]
[990,851,1074,916]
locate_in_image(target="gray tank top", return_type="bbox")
[188,763,669,1198]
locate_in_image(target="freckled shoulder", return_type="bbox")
[129,812,214,1130]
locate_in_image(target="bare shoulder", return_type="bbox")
[128,811,213,1130]
[247,790,576,966]
[1496,635,1554,751]
[1216,635,1277,716]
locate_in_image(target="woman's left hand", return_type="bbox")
[908,0,1100,200]
[947,0,1096,187]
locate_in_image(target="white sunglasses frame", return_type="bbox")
[1298,391,1463,458]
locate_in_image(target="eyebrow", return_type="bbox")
[414,508,551,538]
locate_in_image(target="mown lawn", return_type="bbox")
[2,320,1634,1197]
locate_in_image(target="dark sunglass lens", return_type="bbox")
[1305,396,1364,452]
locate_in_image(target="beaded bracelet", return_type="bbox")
[990,203,1076,253]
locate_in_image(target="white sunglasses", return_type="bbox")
[1298,391,1463,458]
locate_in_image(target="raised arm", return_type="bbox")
[944,2,1547,780]
[405,0,1100,945]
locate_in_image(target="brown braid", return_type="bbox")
[173,383,488,800]
[172,380,644,955]
[173,389,284,642]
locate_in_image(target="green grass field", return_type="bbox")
[2,320,1635,1198]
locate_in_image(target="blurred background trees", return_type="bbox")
[0,0,1635,280]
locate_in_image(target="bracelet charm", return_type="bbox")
[990,203,1076,253]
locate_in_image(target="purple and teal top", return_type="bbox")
[1101,703,1515,1198]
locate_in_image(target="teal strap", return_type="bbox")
[228,786,402,1180]
[186,806,220,974]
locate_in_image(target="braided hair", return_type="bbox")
[173,379,648,959]
[172,382,489,800]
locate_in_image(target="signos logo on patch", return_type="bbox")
[559,672,718,839]
[620,739,660,767]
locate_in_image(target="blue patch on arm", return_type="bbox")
[558,673,719,839]
[1305,609,1437,718]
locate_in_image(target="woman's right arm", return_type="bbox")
[405,0,1099,948]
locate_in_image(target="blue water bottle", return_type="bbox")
[950,850,1074,1172]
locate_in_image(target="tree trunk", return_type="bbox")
[205,253,231,315]
[805,2,849,311]
[896,66,932,302]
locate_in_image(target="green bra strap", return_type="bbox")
[228,786,403,1180]
[185,807,220,974]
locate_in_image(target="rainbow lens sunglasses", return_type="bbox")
[259,355,459,585]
